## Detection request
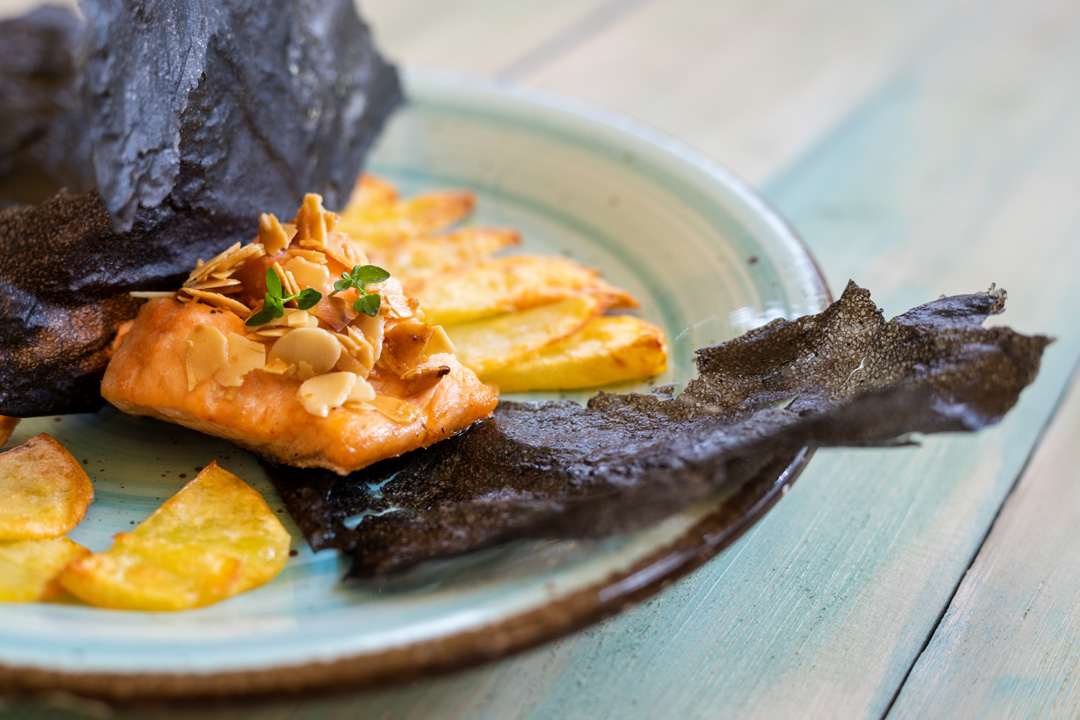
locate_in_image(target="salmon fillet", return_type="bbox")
[101,195,498,475]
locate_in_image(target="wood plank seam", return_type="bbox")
[496,0,655,81]
[880,346,1080,720]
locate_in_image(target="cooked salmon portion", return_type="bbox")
[101,194,498,475]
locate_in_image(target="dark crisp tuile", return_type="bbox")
[0,0,402,417]
[263,282,1050,577]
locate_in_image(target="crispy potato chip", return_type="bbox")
[0,537,90,602]
[0,415,18,446]
[0,434,94,541]
[60,462,290,610]
[414,255,638,327]
[377,227,522,289]
[61,534,241,611]
[447,295,611,376]
[338,188,474,248]
[481,316,668,392]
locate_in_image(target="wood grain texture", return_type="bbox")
[521,0,975,185]
[887,368,1080,719]
[360,0,629,76]
[4,0,1080,718]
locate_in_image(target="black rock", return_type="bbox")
[0,0,403,416]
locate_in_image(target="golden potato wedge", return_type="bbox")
[447,294,611,376]
[0,434,94,541]
[376,227,522,289]
[129,462,291,593]
[338,188,475,248]
[481,315,668,392]
[414,255,639,327]
[0,415,18,446]
[61,534,241,611]
[345,174,399,211]
[59,462,290,611]
[0,537,90,602]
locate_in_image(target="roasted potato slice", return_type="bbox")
[480,316,668,392]
[345,174,399,210]
[0,434,94,541]
[0,415,18,446]
[0,537,90,602]
[60,462,290,610]
[61,534,242,611]
[129,462,291,593]
[414,255,638,327]
[377,227,522,289]
[338,187,474,248]
[447,295,610,376]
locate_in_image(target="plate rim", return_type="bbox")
[0,67,831,703]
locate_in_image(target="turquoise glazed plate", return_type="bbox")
[0,69,828,702]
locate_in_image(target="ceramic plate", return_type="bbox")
[0,68,829,701]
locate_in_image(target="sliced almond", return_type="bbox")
[285,310,317,328]
[179,288,251,316]
[262,308,316,328]
[296,194,329,246]
[269,262,301,298]
[284,256,330,292]
[297,372,356,417]
[347,374,375,403]
[324,211,340,233]
[283,269,302,298]
[351,314,384,361]
[309,296,358,333]
[424,325,457,357]
[190,278,242,292]
[269,327,341,376]
[384,293,413,319]
[215,333,266,387]
[251,327,290,338]
[258,213,292,255]
[332,331,362,356]
[383,319,434,376]
[321,243,357,270]
[402,363,450,396]
[187,243,240,284]
[295,360,317,381]
[334,351,365,375]
[129,291,177,299]
[188,243,265,285]
[186,326,229,391]
[261,357,294,376]
[286,248,328,264]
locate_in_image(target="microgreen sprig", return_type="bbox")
[245,268,323,326]
[330,264,390,317]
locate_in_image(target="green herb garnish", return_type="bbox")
[329,264,390,317]
[245,268,323,326]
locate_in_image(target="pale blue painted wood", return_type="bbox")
[6,0,1080,718]
[888,371,1080,719]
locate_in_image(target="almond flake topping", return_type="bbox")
[258,213,294,254]
[178,288,251,315]
[187,242,264,285]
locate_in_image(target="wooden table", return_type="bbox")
[5,0,1080,718]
